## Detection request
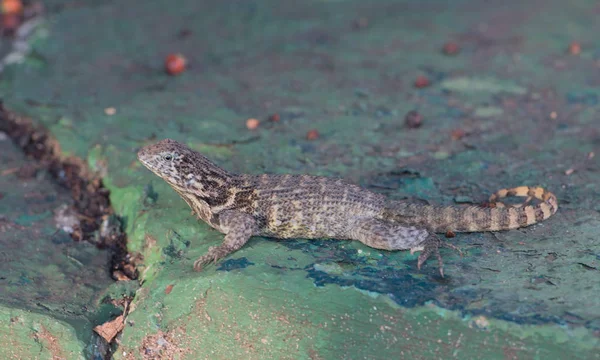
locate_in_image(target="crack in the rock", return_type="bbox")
[0,102,138,279]
[0,102,137,359]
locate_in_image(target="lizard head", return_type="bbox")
[137,139,190,187]
[137,138,231,195]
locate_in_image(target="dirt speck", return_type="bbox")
[33,326,65,360]
[140,328,190,360]
[165,284,174,295]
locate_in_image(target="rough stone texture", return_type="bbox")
[0,0,599,358]
[0,139,117,359]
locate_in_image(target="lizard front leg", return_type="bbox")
[193,210,257,271]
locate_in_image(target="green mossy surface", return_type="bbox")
[1,0,599,358]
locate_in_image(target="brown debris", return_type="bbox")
[404,110,423,128]
[564,168,575,176]
[165,284,174,295]
[0,101,137,280]
[268,113,280,122]
[112,270,131,281]
[94,315,125,343]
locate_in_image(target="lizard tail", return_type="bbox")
[382,186,558,233]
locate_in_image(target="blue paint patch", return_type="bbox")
[217,257,254,271]
[307,264,443,307]
[277,237,600,329]
[51,230,73,244]
[566,92,599,105]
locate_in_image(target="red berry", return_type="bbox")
[442,42,460,55]
[165,53,187,75]
[306,129,319,140]
[2,0,23,15]
[451,128,466,140]
[414,75,430,88]
[568,41,581,55]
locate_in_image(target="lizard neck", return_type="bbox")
[169,154,236,209]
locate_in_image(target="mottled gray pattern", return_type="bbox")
[137,139,557,276]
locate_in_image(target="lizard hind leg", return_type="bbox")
[350,218,460,276]
[350,218,429,251]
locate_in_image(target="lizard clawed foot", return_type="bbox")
[193,245,232,271]
[414,234,463,277]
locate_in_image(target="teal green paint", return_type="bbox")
[14,211,51,226]
[0,306,87,360]
[2,0,600,358]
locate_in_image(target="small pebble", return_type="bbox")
[404,110,423,128]
[104,107,116,116]
[549,111,557,119]
[588,152,595,159]
[564,168,575,176]
[442,42,460,55]
[568,41,581,55]
[246,118,260,130]
[414,75,430,88]
[165,53,187,75]
[306,129,319,140]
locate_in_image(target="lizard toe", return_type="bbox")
[416,234,460,277]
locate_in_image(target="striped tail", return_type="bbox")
[381,186,558,233]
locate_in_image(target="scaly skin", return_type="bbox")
[137,139,558,276]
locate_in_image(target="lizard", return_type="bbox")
[137,139,558,276]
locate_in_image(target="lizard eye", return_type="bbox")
[163,154,173,161]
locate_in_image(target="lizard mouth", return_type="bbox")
[136,147,152,167]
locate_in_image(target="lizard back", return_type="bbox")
[230,173,387,239]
